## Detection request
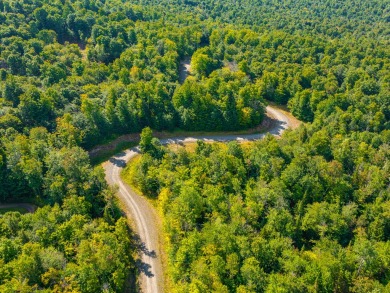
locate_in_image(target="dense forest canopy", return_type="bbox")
[136,0,390,39]
[0,0,389,291]
[130,131,389,291]
[0,0,388,148]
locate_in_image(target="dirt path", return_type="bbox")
[179,57,191,84]
[103,106,298,293]
[89,104,300,160]
[0,203,37,213]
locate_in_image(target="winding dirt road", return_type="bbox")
[0,203,37,213]
[103,105,297,293]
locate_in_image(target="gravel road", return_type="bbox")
[0,203,37,213]
[179,57,191,84]
[103,105,296,293]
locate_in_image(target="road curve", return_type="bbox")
[103,105,295,293]
[0,203,37,213]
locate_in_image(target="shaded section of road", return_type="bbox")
[103,106,297,293]
[178,57,191,84]
[0,203,37,213]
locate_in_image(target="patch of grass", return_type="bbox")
[90,141,138,166]
[239,140,257,150]
[167,140,254,153]
[167,142,198,153]
[0,207,28,215]
[157,127,263,138]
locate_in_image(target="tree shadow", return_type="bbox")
[179,57,191,84]
[109,157,127,168]
[108,148,141,168]
[135,259,154,278]
[131,234,157,278]
[261,115,288,137]
[132,234,157,258]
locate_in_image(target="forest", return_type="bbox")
[0,0,389,291]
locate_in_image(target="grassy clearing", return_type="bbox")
[156,123,269,138]
[0,207,28,215]
[167,140,256,153]
[90,141,138,166]
[167,142,198,153]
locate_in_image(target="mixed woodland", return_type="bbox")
[0,0,389,291]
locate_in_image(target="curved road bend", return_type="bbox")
[0,203,37,213]
[103,105,295,293]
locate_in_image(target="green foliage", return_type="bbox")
[173,70,265,131]
[288,89,314,122]
[0,205,133,292]
[139,127,165,159]
[0,0,389,292]
[0,126,134,290]
[1,0,388,148]
[137,0,390,40]
[191,47,218,77]
[131,109,389,292]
